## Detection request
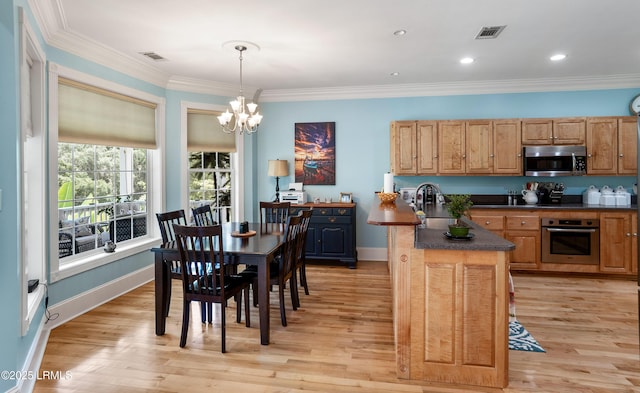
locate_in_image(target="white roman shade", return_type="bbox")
[58,77,157,148]
[187,108,236,152]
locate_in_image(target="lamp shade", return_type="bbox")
[267,159,289,177]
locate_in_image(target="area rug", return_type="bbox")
[509,320,545,352]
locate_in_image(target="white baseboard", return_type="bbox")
[45,264,154,330]
[11,264,152,393]
[356,247,387,261]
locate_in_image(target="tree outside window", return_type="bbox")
[189,151,232,223]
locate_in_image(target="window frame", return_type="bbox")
[19,7,47,335]
[180,101,244,221]
[48,63,166,282]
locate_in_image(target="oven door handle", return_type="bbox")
[544,227,597,233]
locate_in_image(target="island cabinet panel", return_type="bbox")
[409,249,508,388]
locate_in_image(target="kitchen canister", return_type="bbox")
[582,185,600,205]
[614,186,631,206]
[599,185,615,206]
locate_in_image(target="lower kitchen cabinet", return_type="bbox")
[292,203,357,268]
[600,212,635,274]
[504,214,540,270]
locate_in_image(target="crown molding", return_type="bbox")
[167,76,260,98]
[259,74,640,102]
[29,0,170,88]
[27,0,640,102]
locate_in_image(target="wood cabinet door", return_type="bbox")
[599,212,632,273]
[618,116,637,175]
[522,118,552,145]
[391,121,417,175]
[493,120,522,174]
[586,117,617,175]
[632,213,638,274]
[438,121,466,174]
[553,117,585,145]
[417,121,438,174]
[505,230,540,270]
[466,120,493,174]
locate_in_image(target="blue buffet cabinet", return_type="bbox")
[291,202,357,268]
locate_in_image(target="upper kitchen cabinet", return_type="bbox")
[522,117,585,145]
[493,119,522,175]
[390,121,437,175]
[617,116,637,174]
[586,116,637,175]
[465,120,493,174]
[438,120,466,174]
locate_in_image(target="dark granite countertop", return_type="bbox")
[471,203,637,212]
[414,218,515,252]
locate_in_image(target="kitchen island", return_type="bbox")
[368,195,515,388]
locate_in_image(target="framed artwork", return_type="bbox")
[294,122,335,185]
[340,192,352,203]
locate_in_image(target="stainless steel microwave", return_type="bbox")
[523,145,587,177]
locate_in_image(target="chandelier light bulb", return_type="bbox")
[218,45,263,134]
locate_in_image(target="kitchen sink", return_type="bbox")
[421,217,455,230]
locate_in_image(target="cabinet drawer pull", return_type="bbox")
[329,217,336,223]
[338,209,347,215]
[485,221,491,225]
[521,221,526,225]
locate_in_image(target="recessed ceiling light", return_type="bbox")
[460,57,475,64]
[390,72,400,76]
[393,29,407,36]
[550,54,567,61]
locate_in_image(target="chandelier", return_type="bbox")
[217,45,263,134]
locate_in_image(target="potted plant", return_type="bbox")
[445,194,473,237]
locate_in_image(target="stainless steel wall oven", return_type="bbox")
[541,218,600,264]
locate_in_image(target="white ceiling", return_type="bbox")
[34,0,640,99]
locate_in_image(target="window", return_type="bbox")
[49,63,165,282]
[58,144,149,258]
[183,103,242,223]
[20,7,46,335]
[189,152,232,223]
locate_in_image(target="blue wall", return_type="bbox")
[1,1,639,391]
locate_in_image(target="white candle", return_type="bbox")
[383,173,394,193]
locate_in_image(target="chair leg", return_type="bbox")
[220,302,226,353]
[165,279,172,317]
[236,291,242,323]
[244,287,251,327]
[179,299,190,348]
[279,282,287,327]
[290,275,299,310]
[200,302,207,323]
[252,280,258,307]
[207,302,212,323]
[300,262,309,295]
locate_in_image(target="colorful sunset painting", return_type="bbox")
[294,122,336,185]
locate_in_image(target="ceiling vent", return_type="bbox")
[475,25,506,39]
[140,51,166,61]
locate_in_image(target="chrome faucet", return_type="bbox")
[415,182,445,212]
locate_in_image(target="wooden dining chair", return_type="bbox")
[293,209,313,305]
[259,201,291,233]
[172,223,251,352]
[240,214,302,326]
[192,204,217,226]
[155,209,187,317]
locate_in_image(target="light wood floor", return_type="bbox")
[34,261,639,393]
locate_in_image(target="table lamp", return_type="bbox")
[267,159,289,202]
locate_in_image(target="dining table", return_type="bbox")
[150,222,284,345]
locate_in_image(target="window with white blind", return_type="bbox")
[48,63,165,281]
[186,108,236,223]
[182,103,242,224]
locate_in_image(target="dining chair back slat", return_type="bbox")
[172,224,251,352]
[259,201,291,233]
[192,205,218,226]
